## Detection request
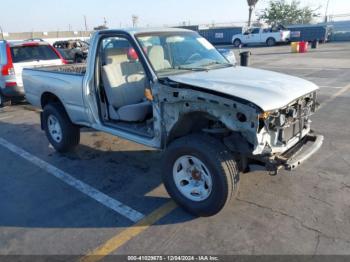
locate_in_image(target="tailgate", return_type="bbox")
[14,60,62,86]
[281,31,291,40]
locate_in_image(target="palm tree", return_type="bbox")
[247,0,259,27]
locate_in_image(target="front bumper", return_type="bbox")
[265,133,324,174]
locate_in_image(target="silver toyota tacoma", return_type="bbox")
[23,28,324,217]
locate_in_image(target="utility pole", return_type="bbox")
[247,0,259,27]
[324,0,331,23]
[84,15,88,32]
[132,15,139,28]
[103,17,108,28]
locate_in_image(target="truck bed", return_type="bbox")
[23,63,88,125]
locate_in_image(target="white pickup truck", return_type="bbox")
[23,28,322,217]
[232,27,291,47]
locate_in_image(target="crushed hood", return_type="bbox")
[167,66,319,111]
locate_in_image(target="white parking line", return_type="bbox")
[0,116,13,121]
[0,137,145,223]
[319,84,350,110]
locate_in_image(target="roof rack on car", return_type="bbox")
[25,38,45,42]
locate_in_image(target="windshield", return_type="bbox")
[136,32,231,77]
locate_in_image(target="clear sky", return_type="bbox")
[0,0,349,32]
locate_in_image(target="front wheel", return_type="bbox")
[43,103,80,153]
[162,134,240,217]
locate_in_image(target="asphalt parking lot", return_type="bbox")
[0,42,350,257]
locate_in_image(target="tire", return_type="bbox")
[233,38,242,48]
[266,38,276,47]
[0,94,11,108]
[43,103,80,153]
[162,134,240,217]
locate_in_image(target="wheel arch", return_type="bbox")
[41,92,73,123]
[233,38,242,45]
[166,111,227,145]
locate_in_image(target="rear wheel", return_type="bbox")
[266,37,276,47]
[0,94,11,108]
[43,103,80,153]
[162,134,240,217]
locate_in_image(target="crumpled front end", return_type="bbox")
[253,91,323,172]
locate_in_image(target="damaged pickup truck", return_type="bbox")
[23,28,323,216]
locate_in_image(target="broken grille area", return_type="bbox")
[278,120,304,143]
[270,93,316,144]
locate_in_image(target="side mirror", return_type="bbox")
[218,49,237,66]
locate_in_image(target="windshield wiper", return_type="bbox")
[176,62,232,72]
[201,61,233,68]
[176,66,209,71]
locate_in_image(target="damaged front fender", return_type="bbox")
[154,79,261,150]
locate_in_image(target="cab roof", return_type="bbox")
[98,27,194,36]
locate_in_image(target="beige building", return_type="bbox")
[1,31,93,42]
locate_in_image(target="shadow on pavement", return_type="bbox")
[0,120,195,228]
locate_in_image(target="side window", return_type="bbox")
[251,28,260,34]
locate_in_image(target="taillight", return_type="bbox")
[1,43,15,76]
[5,82,17,87]
[49,45,68,64]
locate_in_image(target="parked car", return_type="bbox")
[232,27,291,47]
[53,40,89,63]
[0,39,65,107]
[23,28,323,216]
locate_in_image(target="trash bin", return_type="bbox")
[291,42,299,53]
[240,51,251,66]
[311,39,319,49]
[299,41,309,53]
